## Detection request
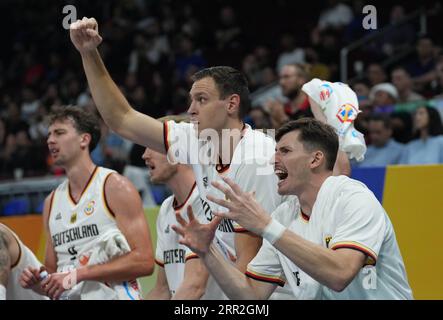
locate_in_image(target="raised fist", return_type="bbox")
[70,17,103,54]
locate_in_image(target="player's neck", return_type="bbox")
[218,119,245,165]
[65,156,97,196]
[298,172,331,216]
[167,168,196,206]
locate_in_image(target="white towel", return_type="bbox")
[62,229,142,300]
[302,79,367,162]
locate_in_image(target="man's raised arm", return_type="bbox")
[70,17,165,153]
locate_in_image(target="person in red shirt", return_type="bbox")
[266,63,312,129]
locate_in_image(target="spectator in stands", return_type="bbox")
[91,118,130,173]
[317,0,353,31]
[381,5,416,56]
[353,114,404,167]
[344,0,372,44]
[408,36,437,92]
[352,80,372,142]
[214,5,244,66]
[174,35,206,82]
[20,87,40,122]
[400,106,443,165]
[432,56,443,98]
[352,80,371,108]
[276,33,306,72]
[241,54,268,91]
[432,56,443,121]
[247,107,271,130]
[4,102,29,136]
[391,67,424,103]
[390,111,413,144]
[367,63,388,87]
[369,82,399,113]
[265,64,312,129]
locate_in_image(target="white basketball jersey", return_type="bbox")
[4,226,49,300]
[164,121,289,299]
[49,166,142,300]
[155,184,226,299]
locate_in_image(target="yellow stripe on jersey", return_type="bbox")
[184,253,199,262]
[245,268,285,287]
[330,241,377,265]
[232,221,248,233]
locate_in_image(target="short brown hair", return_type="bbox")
[48,106,101,151]
[191,66,250,119]
[276,118,338,171]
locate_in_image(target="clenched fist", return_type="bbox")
[70,17,103,54]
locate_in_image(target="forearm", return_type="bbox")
[146,286,171,300]
[77,250,153,284]
[80,50,132,134]
[172,282,206,300]
[273,229,351,291]
[202,245,259,300]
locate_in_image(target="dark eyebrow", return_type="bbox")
[190,92,209,99]
[278,145,291,152]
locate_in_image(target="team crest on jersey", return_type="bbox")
[70,212,77,224]
[84,200,96,216]
[79,253,90,266]
[325,236,332,248]
[336,103,358,123]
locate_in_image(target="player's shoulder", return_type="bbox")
[166,120,193,133]
[102,169,137,194]
[335,176,377,202]
[271,195,300,224]
[242,127,276,149]
[159,195,175,213]
[234,127,276,164]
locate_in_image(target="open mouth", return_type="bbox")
[49,147,60,157]
[275,168,288,181]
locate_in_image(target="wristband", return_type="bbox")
[262,219,286,244]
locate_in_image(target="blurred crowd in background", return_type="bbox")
[1,0,443,182]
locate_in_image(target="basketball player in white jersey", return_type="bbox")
[142,139,224,299]
[0,224,48,300]
[173,118,413,300]
[20,106,154,300]
[68,18,295,299]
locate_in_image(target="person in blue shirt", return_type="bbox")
[400,106,443,165]
[353,114,404,167]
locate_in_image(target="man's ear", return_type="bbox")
[310,150,324,169]
[226,94,241,116]
[80,133,92,150]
